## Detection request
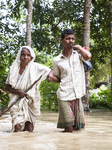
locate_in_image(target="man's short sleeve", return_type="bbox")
[76,50,84,61]
[53,60,60,78]
[79,53,85,61]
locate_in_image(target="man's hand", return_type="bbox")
[47,70,60,83]
[73,45,82,50]
[47,71,54,82]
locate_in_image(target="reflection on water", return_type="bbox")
[0,111,112,150]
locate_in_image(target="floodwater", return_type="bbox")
[0,111,112,150]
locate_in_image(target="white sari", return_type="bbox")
[6,46,51,131]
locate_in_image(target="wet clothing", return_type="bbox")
[53,50,86,129]
[6,46,51,131]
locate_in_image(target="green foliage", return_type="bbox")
[89,85,111,110]
[35,51,59,111]
[90,0,110,66]
[0,89,9,110]
[40,80,59,112]
[32,0,84,55]
[0,52,14,109]
[90,58,111,88]
[89,0,110,87]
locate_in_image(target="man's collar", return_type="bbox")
[60,49,76,58]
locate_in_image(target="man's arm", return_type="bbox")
[73,45,92,61]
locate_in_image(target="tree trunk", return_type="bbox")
[26,0,33,47]
[109,0,112,111]
[82,0,92,111]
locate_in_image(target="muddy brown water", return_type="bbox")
[0,111,112,150]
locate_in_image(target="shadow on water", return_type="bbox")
[0,110,112,150]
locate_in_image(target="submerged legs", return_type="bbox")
[14,124,22,132]
[14,121,34,132]
[23,121,34,132]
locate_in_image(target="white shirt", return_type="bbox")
[53,50,86,101]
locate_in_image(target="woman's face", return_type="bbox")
[20,48,32,65]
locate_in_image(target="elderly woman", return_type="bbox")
[5,46,59,132]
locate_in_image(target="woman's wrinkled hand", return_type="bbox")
[17,89,27,98]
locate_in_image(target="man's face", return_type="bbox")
[61,34,75,49]
[20,48,32,65]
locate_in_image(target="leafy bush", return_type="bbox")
[37,53,59,112]
[0,89,9,110]
[39,80,59,112]
[89,85,111,110]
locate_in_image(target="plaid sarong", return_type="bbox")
[57,99,85,130]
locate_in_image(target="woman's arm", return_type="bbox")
[5,84,27,98]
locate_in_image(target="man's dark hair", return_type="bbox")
[61,29,74,39]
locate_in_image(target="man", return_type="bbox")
[53,29,92,132]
